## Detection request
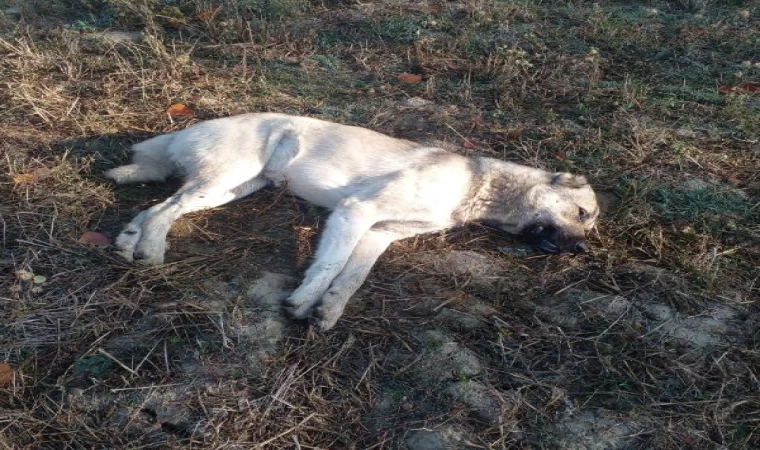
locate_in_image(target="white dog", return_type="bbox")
[107,113,599,330]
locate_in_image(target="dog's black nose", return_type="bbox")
[573,241,589,253]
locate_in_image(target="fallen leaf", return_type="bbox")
[11,173,35,184]
[718,83,759,95]
[463,139,475,149]
[553,151,568,160]
[397,73,422,84]
[166,103,194,118]
[197,10,214,21]
[726,175,741,185]
[32,275,46,284]
[79,231,112,246]
[0,363,12,386]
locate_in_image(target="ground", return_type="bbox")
[0,0,759,449]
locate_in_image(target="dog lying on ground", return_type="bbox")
[106,113,599,330]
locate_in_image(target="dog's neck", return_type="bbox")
[453,157,551,226]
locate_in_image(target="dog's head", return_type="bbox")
[511,172,598,254]
[484,171,598,254]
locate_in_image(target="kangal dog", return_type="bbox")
[107,113,599,330]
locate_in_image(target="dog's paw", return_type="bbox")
[114,226,142,262]
[310,289,346,331]
[283,287,324,320]
[311,304,342,331]
[105,166,135,184]
[283,297,313,320]
[132,239,166,265]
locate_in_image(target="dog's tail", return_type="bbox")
[105,133,178,184]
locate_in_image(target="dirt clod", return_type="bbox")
[445,380,502,423]
[543,408,643,450]
[413,330,483,382]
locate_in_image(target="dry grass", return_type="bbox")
[1,1,759,449]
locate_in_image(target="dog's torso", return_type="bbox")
[168,113,476,228]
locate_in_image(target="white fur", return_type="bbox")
[107,113,598,330]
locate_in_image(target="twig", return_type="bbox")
[256,413,316,448]
[97,348,138,376]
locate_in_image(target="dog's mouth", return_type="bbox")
[537,239,561,254]
[520,222,589,254]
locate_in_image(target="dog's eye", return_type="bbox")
[579,207,589,221]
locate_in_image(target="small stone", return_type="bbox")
[403,97,434,108]
[16,270,33,281]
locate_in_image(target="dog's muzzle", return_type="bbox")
[523,223,588,254]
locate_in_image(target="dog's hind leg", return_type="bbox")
[116,176,268,264]
[106,134,177,184]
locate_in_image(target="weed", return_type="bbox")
[73,355,115,377]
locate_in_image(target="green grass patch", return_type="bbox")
[650,183,748,224]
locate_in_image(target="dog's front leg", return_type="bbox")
[311,229,397,330]
[284,203,375,319]
[312,222,447,330]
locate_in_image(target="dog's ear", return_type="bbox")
[551,172,588,188]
